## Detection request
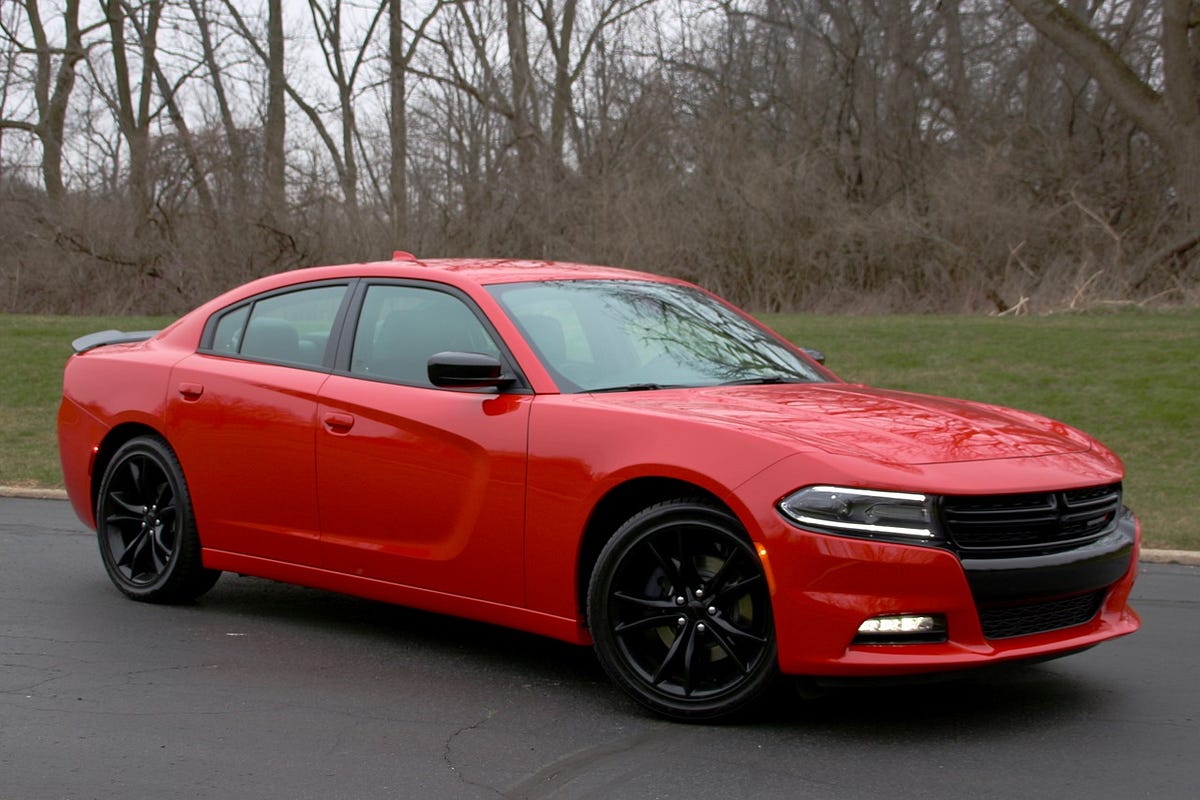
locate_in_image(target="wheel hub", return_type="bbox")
[671,590,721,631]
[142,504,163,536]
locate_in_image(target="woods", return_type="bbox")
[1,0,1197,315]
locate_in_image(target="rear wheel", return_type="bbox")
[95,436,220,603]
[588,499,777,721]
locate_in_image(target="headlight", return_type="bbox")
[778,485,939,541]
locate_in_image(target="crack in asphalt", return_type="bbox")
[442,708,504,797]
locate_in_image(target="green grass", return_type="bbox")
[3,309,1197,549]
[0,314,172,486]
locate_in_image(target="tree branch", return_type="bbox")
[1007,0,1171,142]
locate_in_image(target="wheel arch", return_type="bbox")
[576,477,734,625]
[90,422,170,518]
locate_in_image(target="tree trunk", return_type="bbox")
[389,0,408,247]
[9,0,86,208]
[548,0,577,168]
[104,0,160,220]
[1169,128,1200,226]
[265,0,287,222]
[505,0,538,169]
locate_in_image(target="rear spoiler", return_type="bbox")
[71,329,159,354]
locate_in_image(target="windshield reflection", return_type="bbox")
[489,280,825,393]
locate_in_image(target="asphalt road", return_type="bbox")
[2,497,1197,800]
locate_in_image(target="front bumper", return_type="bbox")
[752,507,1140,678]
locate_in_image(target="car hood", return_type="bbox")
[589,383,1095,465]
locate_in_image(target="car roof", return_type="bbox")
[271,255,681,288]
[167,256,700,347]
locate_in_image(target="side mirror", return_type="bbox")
[427,351,515,389]
[802,347,826,365]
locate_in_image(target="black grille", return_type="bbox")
[978,591,1105,639]
[942,483,1122,556]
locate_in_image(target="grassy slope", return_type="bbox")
[3,310,1197,548]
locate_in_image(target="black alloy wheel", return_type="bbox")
[95,436,220,603]
[588,499,778,721]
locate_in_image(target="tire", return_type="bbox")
[95,435,221,603]
[587,499,778,721]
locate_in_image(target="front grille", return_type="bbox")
[942,483,1122,556]
[978,591,1105,639]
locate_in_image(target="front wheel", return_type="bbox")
[95,436,220,603]
[587,499,778,721]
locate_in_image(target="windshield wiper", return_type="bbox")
[587,382,674,393]
[719,374,805,386]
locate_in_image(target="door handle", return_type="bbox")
[177,382,204,400]
[322,412,355,433]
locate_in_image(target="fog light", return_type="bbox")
[854,614,947,644]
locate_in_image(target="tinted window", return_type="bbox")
[350,285,500,386]
[211,284,347,367]
[211,305,250,354]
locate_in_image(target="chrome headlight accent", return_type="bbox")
[778,485,939,541]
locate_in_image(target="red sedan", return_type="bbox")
[58,255,1139,720]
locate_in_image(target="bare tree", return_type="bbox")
[121,0,217,220]
[186,0,247,216]
[1008,0,1200,226]
[266,0,286,221]
[0,0,99,205]
[390,0,408,245]
[95,0,163,219]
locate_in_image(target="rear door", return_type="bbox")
[166,282,351,565]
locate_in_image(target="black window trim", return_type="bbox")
[197,278,358,372]
[330,278,533,394]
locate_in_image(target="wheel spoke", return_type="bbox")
[705,623,750,675]
[153,501,176,571]
[149,531,170,573]
[153,480,171,508]
[680,627,698,696]
[651,625,690,686]
[673,528,701,589]
[715,573,764,605]
[613,591,677,612]
[645,539,683,592]
[127,457,146,497]
[108,490,144,517]
[114,526,150,569]
[613,613,681,636]
[703,545,743,596]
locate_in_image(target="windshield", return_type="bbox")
[488,280,826,393]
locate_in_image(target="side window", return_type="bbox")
[212,305,250,354]
[350,285,499,386]
[210,284,347,367]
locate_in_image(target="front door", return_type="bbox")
[316,283,529,604]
